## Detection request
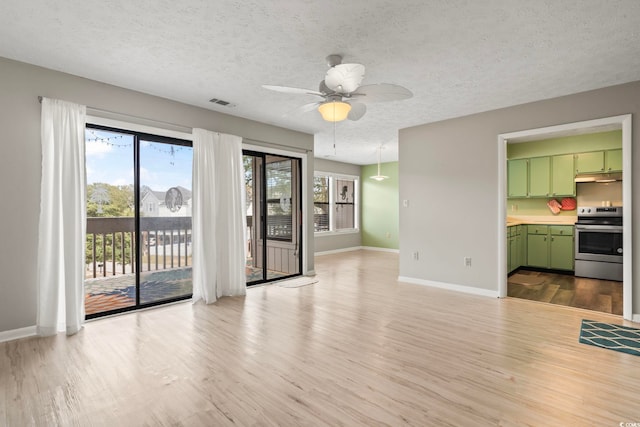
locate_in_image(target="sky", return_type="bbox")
[85,128,193,192]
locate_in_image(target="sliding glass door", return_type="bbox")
[84,125,193,318]
[244,151,302,284]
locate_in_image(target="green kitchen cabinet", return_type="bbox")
[519,225,527,267]
[528,157,550,197]
[507,225,525,273]
[508,234,516,272]
[508,159,528,197]
[549,225,574,270]
[551,154,575,196]
[575,151,605,174]
[526,225,574,271]
[606,149,622,172]
[550,234,574,270]
[527,234,548,268]
[507,224,529,274]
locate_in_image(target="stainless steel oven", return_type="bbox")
[574,206,623,281]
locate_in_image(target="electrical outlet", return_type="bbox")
[511,204,518,212]
[464,257,472,267]
[385,232,391,239]
[413,251,419,260]
[403,199,409,208]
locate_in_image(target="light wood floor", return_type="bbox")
[2,250,640,426]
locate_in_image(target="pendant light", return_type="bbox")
[370,145,389,181]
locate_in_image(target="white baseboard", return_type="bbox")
[398,276,499,298]
[631,314,640,324]
[315,246,400,256]
[315,246,363,256]
[0,325,37,343]
[361,246,399,253]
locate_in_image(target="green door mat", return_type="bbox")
[579,319,640,356]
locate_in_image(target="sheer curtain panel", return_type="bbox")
[37,98,87,336]
[192,129,246,304]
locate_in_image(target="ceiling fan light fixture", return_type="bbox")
[318,101,351,122]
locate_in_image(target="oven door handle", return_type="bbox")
[575,225,623,232]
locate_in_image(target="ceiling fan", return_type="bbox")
[262,54,413,122]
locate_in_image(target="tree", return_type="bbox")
[87,183,134,217]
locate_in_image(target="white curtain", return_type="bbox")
[192,128,246,304]
[37,98,87,336]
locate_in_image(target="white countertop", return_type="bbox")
[506,215,577,226]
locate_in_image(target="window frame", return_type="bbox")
[313,171,359,236]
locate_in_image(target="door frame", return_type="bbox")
[243,142,310,278]
[497,114,633,320]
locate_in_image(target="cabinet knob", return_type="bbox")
[551,237,554,241]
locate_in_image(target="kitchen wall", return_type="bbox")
[313,157,362,254]
[507,130,622,158]
[0,57,314,335]
[399,80,639,317]
[577,181,623,207]
[361,162,399,250]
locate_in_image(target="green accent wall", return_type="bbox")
[361,162,399,249]
[507,198,577,217]
[507,130,621,159]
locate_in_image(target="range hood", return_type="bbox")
[575,172,623,183]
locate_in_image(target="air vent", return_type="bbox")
[209,98,235,107]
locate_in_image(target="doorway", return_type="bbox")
[498,115,633,320]
[244,151,302,284]
[84,124,193,318]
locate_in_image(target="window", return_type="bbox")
[266,158,293,241]
[313,176,329,232]
[314,173,358,233]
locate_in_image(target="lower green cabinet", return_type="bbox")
[527,234,548,268]
[526,225,574,271]
[507,225,526,273]
[550,234,574,270]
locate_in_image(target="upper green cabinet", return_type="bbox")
[507,154,575,198]
[508,159,528,198]
[575,151,605,174]
[529,157,550,197]
[551,154,575,196]
[574,149,622,174]
[606,149,622,172]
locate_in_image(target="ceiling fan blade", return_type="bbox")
[324,63,365,93]
[262,85,324,97]
[283,102,322,118]
[298,102,322,113]
[351,83,413,103]
[347,102,366,121]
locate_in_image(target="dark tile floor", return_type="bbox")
[508,269,623,315]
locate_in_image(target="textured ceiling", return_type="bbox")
[2,0,640,164]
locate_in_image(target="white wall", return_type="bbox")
[313,158,362,253]
[399,80,640,315]
[0,57,314,334]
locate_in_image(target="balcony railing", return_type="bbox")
[86,216,192,278]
